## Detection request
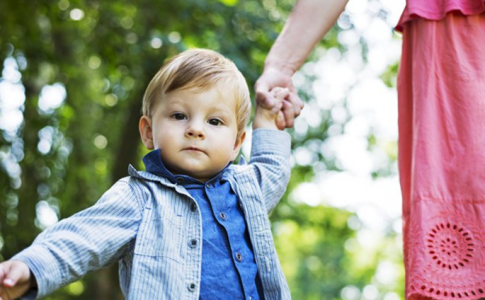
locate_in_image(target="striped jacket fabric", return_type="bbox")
[14,129,292,300]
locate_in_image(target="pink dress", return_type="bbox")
[397,1,485,299]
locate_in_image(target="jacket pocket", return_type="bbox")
[134,204,183,262]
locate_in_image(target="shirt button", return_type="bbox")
[219,212,227,220]
[206,183,211,189]
[189,239,198,248]
[190,203,197,212]
[188,283,197,292]
[236,252,243,262]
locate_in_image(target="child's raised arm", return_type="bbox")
[252,87,289,130]
[0,260,35,300]
[248,87,294,212]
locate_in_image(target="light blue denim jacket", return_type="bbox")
[14,129,292,300]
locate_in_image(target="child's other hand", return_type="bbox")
[0,260,34,300]
[253,87,289,130]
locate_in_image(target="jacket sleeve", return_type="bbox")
[12,178,145,299]
[248,128,292,212]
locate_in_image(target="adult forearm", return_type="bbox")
[265,0,349,74]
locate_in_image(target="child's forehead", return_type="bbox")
[162,87,238,112]
[169,86,235,102]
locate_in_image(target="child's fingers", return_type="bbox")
[0,285,11,300]
[0,264,12,287]
[0,264,6,282]
[0,264,10,300]
[269,87,288,115]
[2,278,14,287]
[0,261,32,300]
[2,261,28,287]
[270,87,289,101]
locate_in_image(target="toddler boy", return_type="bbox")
[0,49,293,300]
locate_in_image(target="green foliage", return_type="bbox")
[272,202,356,299]
[380,61,399,88]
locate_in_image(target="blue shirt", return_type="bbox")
[142,150,264,300]
[13,129,292,300]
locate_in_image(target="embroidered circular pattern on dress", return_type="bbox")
[426,222,474,270]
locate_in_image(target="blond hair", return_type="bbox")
[142,49,251,138]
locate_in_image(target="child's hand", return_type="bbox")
[0,260,34,300]
[253,87,289,130]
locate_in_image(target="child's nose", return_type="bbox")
[185,124,205,139]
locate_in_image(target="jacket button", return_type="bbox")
[188,283,197,292]
[219,212,227,220]
[190,203,197,212]
[236,252,243,262]
[189,239,198,248]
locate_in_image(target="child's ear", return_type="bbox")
[139,116,154,150]
[232,131,246,160]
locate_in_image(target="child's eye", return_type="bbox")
[208,118,223,126]
[171,113,186,120]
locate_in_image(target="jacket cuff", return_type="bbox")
[251,129,291,158]
[12,245,63,299]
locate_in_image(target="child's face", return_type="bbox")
[139,86,246,182]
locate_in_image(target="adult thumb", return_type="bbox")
[255,83,274,108]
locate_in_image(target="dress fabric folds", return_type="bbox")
[398,12,485,300]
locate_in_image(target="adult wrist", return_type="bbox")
[263,59,297,76]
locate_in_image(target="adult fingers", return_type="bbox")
[255,88,274,109]
[275,111,286,130]
[254,78,272,107]
[281,100,296,128]
[287,92,304,117]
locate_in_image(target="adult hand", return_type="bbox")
[254,67,304,130]
[253,87,289,130]
[0,260,34,300]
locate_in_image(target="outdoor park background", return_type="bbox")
[0,0,406,299]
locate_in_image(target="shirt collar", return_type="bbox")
[142,149,230,185]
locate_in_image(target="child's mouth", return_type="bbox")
[184,147,204,153]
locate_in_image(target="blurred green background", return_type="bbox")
[0,0,404,299]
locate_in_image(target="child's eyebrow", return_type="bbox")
[208,105,234,116]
